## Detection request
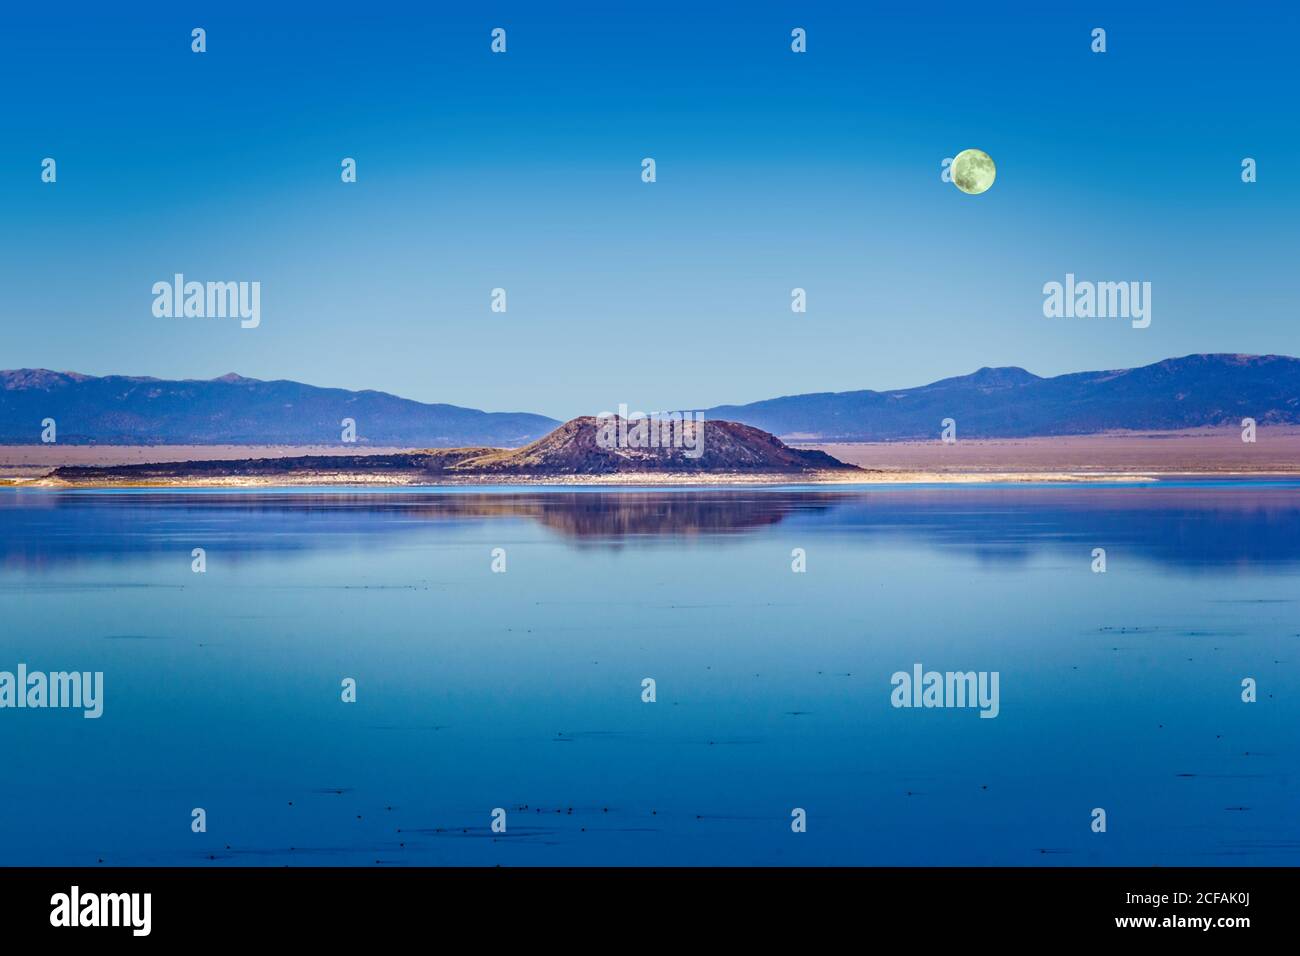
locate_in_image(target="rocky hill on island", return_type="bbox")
[45,417,859,484]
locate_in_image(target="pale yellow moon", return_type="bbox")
[952,148,996,195]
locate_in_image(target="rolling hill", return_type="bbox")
[704,354,1300,441]
[46,416,857,483]
[5,354,1299,447]
[0,370,559,446]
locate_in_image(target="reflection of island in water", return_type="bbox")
[3,484,1300,570]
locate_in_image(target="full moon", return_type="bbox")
[952,148,996,195]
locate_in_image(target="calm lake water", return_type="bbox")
[0,483,1297,866]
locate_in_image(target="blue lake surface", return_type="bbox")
[0,482,1297,866]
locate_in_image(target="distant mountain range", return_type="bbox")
[705,354,1300,441]
[0,370,560,446]
[3,354,1298,445]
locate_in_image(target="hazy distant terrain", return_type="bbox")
[707,354,1300,441]
[4,354,1298,448]
[0,370,559,446]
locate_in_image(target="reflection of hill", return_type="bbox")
[2,485,1300,571]
[512,492,829,539]
[0,491,845,569]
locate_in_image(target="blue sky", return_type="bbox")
[2,1,1297,418]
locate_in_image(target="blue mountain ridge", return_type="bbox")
[2,354,1296,445]
[703,354,1300,441]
